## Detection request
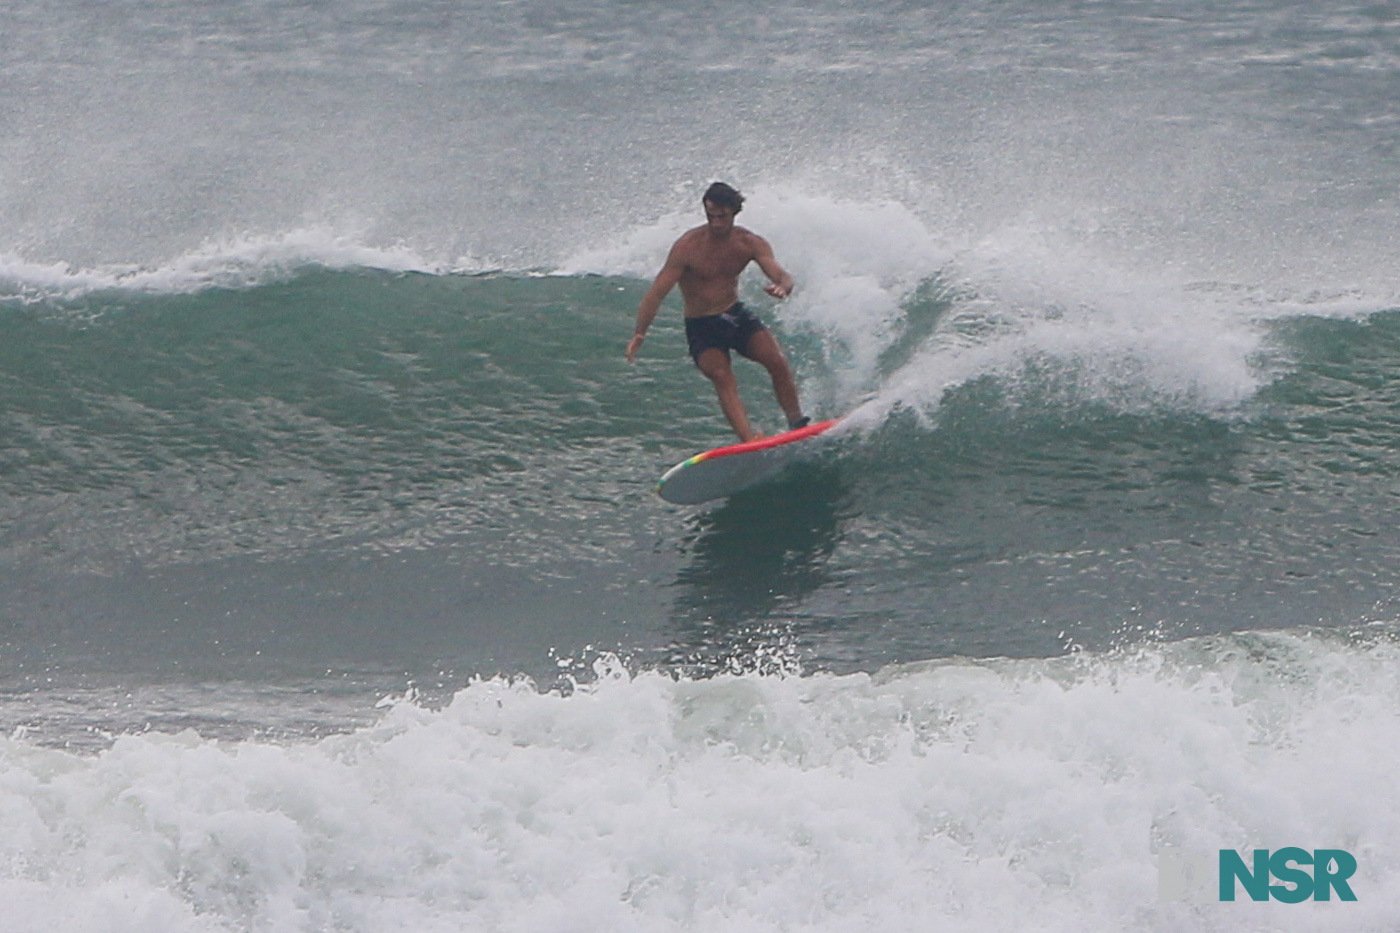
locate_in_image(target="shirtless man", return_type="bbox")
[626,182,808,442]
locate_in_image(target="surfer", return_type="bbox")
[627,181,808,443]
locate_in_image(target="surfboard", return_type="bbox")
[656,419,840,504]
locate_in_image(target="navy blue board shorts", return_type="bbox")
[684,302,768,366]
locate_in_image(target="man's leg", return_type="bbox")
[741,330,805,427]
[696,348,760,442]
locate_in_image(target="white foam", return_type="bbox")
[2,632,1397,932]
[749,190,951,381]
[0,229,481,303]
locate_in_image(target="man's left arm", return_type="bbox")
[752,235,794,299]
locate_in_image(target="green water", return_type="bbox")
[4,270,1400,698]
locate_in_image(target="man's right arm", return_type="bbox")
[627,245,686,362]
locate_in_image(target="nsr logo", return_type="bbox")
[1159,848,1358,903]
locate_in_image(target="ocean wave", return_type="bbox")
[560,187,1400,434]
[0,230,488,303]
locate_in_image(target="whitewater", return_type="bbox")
[5,634,1400,932]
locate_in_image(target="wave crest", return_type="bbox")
[0,229,482,302]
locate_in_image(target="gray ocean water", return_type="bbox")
[3,2,1400,930]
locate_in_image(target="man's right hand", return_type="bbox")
[626,333,645,362]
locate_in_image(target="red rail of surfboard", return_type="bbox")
[689,419,839,463]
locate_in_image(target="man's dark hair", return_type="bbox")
[703,181,745,214]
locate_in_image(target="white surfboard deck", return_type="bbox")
[656,419,839,504]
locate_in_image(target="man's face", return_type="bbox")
[704,200,736,234]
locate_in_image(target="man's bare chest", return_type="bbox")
[684,244,752,280]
